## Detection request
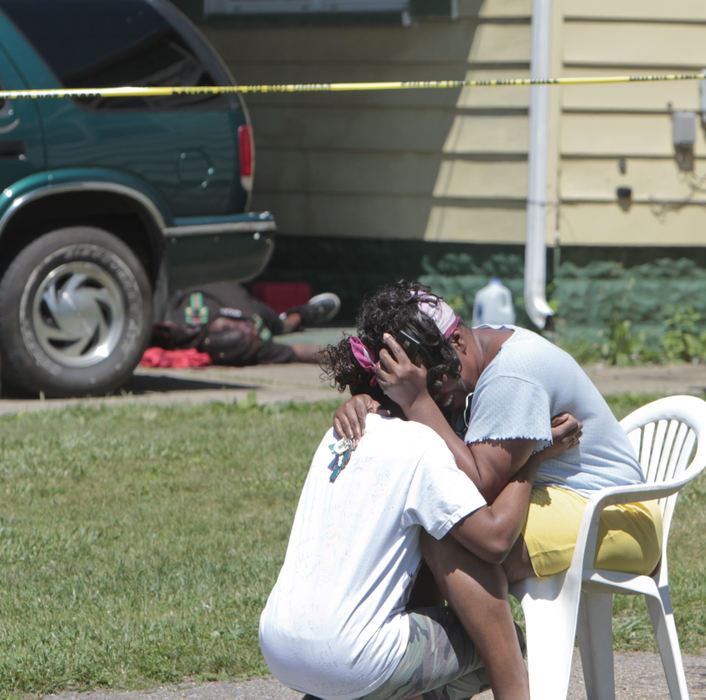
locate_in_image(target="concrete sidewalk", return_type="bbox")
[0,357,704,417]
[0,323,703,415]
[0,360,340,417]
[45,650,706,699]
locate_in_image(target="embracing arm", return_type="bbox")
[395,389,533,503]
[334,333,581,562]
[335,385,578,508]
[450,420,578,563]
[375,333,539,502]
[450,452,541,563]
[333,355,531,500]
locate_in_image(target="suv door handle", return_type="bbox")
[0,139,25,158]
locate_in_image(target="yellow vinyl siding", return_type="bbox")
[561,158,706,204]
[255,150,527,199]
[443,114,527,154]
[459,0,531,18]
[203,2,705,249]
[555,6,706,246]
[203,6,531,243]
[563,0,706,23]
[559,204,706,246]
[208,19,526,66]
[560,113,705,158]
[247,105,461,152]
[434,160,527,199]
[260,193,527,243]
[563,22,706,68]
[562,71,701,112]
[457,69,531,108]
[424,204,527,243]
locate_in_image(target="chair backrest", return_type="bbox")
[620,395,706,536]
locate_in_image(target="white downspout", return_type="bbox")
[524,0,555,328]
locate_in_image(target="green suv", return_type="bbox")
[0,0,275,396]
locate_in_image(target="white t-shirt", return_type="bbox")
[464,326,644,495]
[259,414,486,700]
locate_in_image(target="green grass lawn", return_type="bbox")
[0,395,703,696]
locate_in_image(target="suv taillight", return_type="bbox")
[238,124,254,192]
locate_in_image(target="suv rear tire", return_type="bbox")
[0,227,152,396]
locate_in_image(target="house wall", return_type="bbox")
[546,1,706,344]
[556,0,706,247]
[201,0,533,244]
[197,1,535,317]
[193,1,706,343]
[203,0,706,249]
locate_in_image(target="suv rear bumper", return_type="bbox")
[164,211,276,290]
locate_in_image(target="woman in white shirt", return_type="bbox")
[260,333,581,700]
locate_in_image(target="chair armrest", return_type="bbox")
[585,479,686,511]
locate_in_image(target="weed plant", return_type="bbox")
[0,395,703,696]
[554,304,706,366]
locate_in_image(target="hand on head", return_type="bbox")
[376,333,430,411]
[331,332,431,442]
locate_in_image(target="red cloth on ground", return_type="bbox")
[140,347,212,368]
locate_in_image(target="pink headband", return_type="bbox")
[349,336,378,386]
[416,295,460,338]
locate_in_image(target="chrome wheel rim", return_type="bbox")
[29,261,126,368]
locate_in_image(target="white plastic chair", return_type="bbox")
[510,394,706,699]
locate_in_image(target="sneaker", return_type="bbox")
[297,292,341,327]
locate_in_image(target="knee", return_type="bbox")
[501,538,536,584]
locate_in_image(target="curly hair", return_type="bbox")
[356,280,461,397]
[321,280,461,405]
[321,334,387,401]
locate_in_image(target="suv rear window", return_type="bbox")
[1,0,224,110]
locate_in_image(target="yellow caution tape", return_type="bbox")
[1,72,705,99]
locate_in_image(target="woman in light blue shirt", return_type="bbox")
[335,281,661,581]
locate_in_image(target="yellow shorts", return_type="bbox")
[523,486,663,578]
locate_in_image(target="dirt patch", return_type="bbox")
[584,362,705,397]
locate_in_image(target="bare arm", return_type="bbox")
[333,394,380,446]
[336,340,581,506]
[376,333,535,502]
[449,417,579,563]
[333,333,581,561]
[450,453,541,563]
[392,410,577,563]
[450,452,543,564]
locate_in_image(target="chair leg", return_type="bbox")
[512,572,580,699]
[644,592,690,699]
[577,591,615,700]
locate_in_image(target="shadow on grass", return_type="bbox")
[122,373,257,394]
